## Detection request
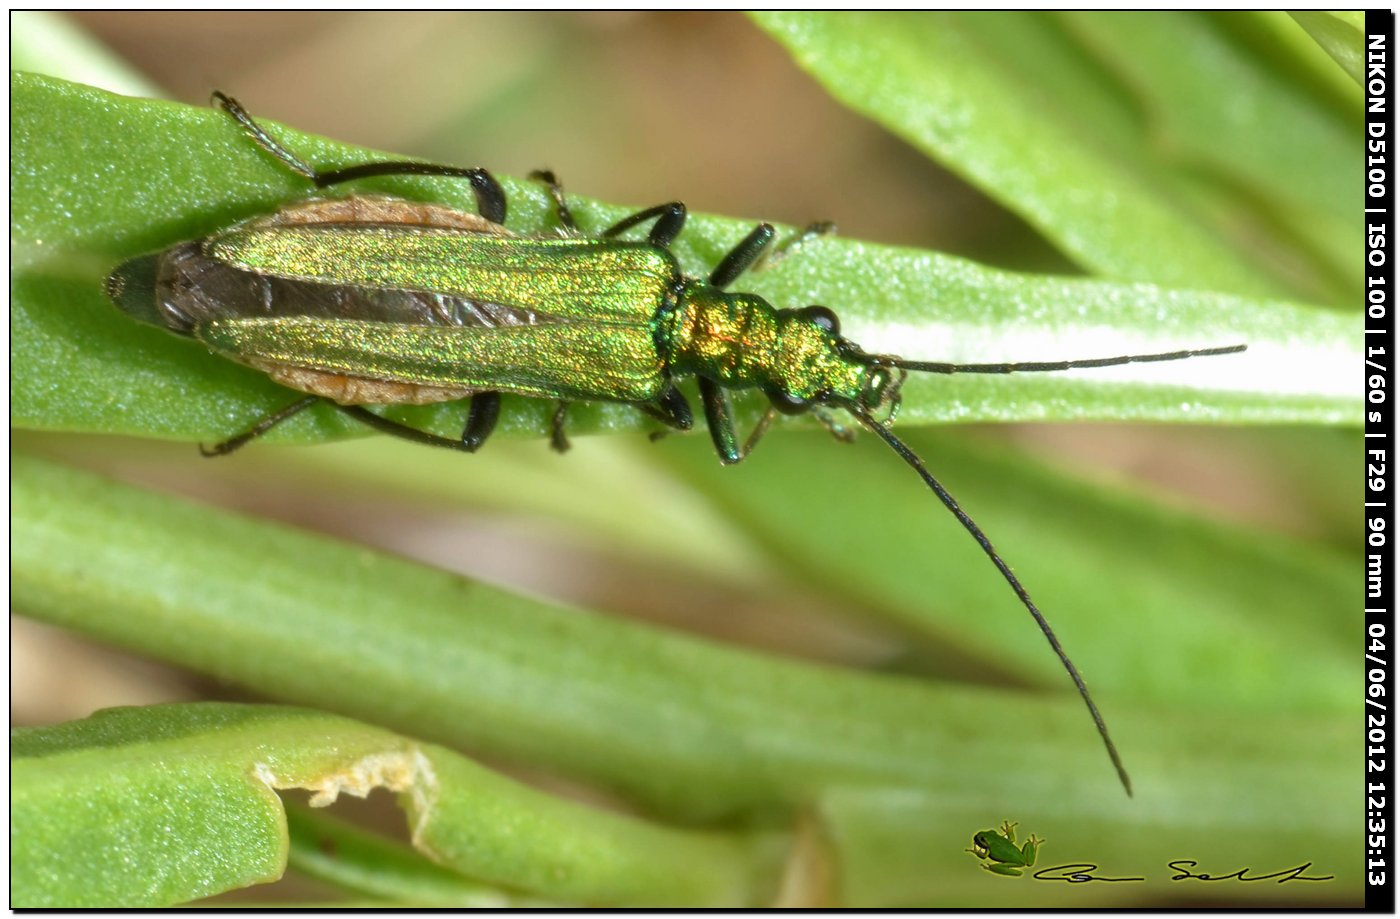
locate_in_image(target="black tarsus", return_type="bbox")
[550,401,572,453]
[200,395,321,457]
[851,406,1134,798]
[753,221,836,274]
[529,170,579,233]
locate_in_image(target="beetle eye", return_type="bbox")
[799,305,839,335]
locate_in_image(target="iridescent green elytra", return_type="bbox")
[106,93,1248,796]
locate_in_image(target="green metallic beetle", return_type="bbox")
[106,93,1247,796]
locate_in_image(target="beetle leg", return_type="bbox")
[648,385,694,430]
[698,377,740,463]
[700,375,778,459]
[601,202,687,247]
[334,405,481,452]
[699,378,776,465]
[640,385,694,442]
[709,224,775,289]
[528,170,580,234]
[740,407,779,458]
[461,392,502,452]
[531,171,686,245]
[709,221,836,289]
[335,401,563,455]
[315,162,506,225]
[752,221,836,273]
[549,401,571,454]
[212,92,507,225]
[530,170,686,246]
[811,405,856,443]
[200,394,321,457]
[211,92,318,181]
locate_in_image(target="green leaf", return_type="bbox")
[1289,11,1366,85]
[751,12,1359,306]
[12,71,1356,451]
[13,705,285,907]
[13,703,776,908]
[284,806,546,907]
[655,427,1354,715]
[12,454,1358,906]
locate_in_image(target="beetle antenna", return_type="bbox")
[892,343,1245,375]
[851,408,1133,797]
